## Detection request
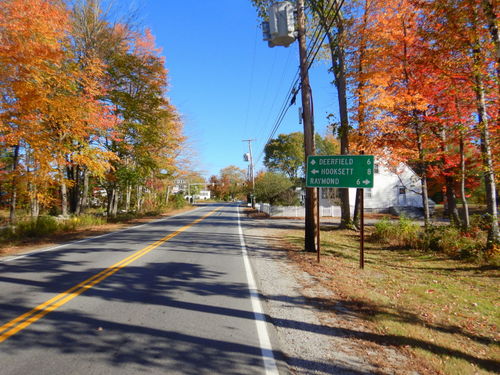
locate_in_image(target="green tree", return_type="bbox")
[103,28,184,216]
[254,172,295,205]
[264,132,304,181]
[315,133,339,155]
[264,132,339,182]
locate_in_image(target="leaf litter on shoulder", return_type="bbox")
[280,226,499,375]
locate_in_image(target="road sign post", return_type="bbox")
[306,155,374,267]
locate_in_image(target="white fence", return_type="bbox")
[255,203,341,218]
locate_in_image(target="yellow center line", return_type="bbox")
[0,207,221,343]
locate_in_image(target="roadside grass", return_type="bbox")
[284,226,499,375]
[0,206,194,256]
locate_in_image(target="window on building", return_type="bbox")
[365,188,372,198]
[374,164,379,174]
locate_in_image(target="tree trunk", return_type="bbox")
[112,188,119,216]
[325,29,351,228]
[416,125,430,228]
[471,33,499,246]
[166,185,171,204]
[28,177,39,219]
[125,183,132,212]
[474,68,499,246]
[9,145,20,225]
[67,165,78,214]
[482,0,500,96]
[59,164,68,217]
[445,175,461,226]
[79,168,89,215]
[136,185,143,213]
[439,128,461,226]
[459,133,470,230]
[107,186,118,218]
[352,188,363,228]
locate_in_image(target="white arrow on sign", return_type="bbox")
[311,169,319,175]
[363,179,370,185]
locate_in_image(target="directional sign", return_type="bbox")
[306,155,374,188]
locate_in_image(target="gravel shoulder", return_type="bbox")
[243,216,425,375]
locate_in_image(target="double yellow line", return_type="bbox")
[0,207,221,343]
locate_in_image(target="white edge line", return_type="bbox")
[1,206,206,264]
[237,206,279,375]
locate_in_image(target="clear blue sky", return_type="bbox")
[140,0,339,178]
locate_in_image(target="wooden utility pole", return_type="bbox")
[243,139,256,208]
[297,0,317,252]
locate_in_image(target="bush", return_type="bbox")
[373,216,421,248]
[144,210,161,216]
[169,194,187,209]
[420,224,487,259]
[274,189,300,206]
[373,217,392,240]
[15,216,59,238]
[109,212,136,223]
[77,214,106,228]
[0,226,15,241]
[59,217,79,232]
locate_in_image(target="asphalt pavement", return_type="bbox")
[0,204,281,375]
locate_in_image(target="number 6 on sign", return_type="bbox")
[356,179,361,185]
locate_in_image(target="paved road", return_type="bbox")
[0,204,280,375]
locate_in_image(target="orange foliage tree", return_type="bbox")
[0,0,184,223]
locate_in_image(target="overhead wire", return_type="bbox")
[255,0,344,164]
[255,5,330,162]
[243,25,260,138]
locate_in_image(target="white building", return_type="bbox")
[256,161,433,218]
[320,162,434,216]
[196,190,211,200]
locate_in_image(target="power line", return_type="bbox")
[255,0,344,164]
[306,0,346,70]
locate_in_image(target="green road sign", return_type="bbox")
[306,155,374,188]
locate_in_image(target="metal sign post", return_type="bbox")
[317,187,321,262]
[306,155,374,268]
[360,186,365,269]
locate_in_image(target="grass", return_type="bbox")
[0,206,194,256]
[284,226,499,375]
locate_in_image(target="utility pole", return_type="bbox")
[243,139,256,208]
[297,0,317,252]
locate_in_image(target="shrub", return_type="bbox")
[169,194,187,209]
[420,225,487,259]
[15,216,59,238]
[0,226,15,241]
[373,217,393,240]
[59,217,80,232]
[109,212,136,223]
[77,214,106,228]
[373,216,421,249]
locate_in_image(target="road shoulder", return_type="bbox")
[243,216,425,375]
